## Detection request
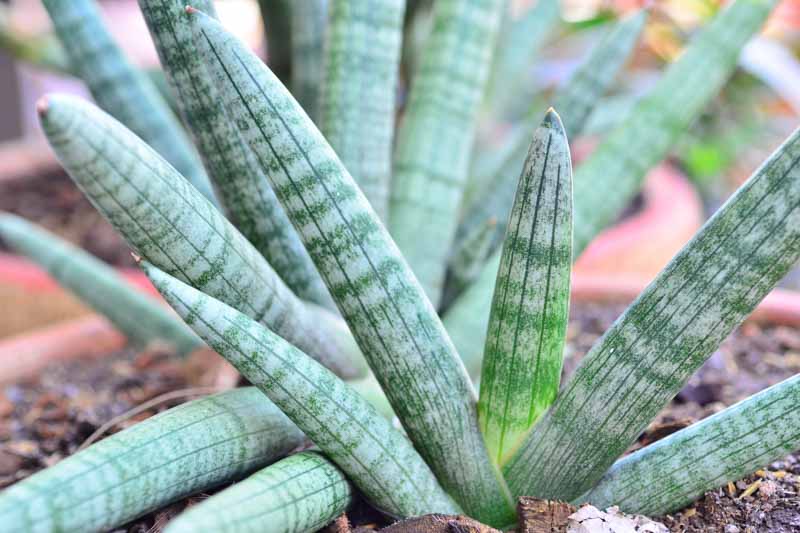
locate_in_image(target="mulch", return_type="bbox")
[3,303,800,531]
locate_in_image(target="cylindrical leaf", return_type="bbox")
[37,94,365,379]
[144,264,459,519]
[0,387,304,533]
[0,213,202,355]
[187,12,515,525]
[138,0,334,309]
[41,0,215,202]
[504,124,800,500]
[165,451,352,533]
[478,110,572,467]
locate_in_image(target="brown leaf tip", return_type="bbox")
[36,97,50,117]
[185,5,198,14]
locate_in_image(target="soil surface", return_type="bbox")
[0,171,136,267]
[4,305,800,531]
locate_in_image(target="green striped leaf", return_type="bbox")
[453,9,647,285]
[0,387,304,533]
[41,0,215,203]
[581,374,800,515]
[552,9,648,139]
[320,0,405,221]
[443,0,776,375]
[504,124,800,501]
[187,12,515,526]
[290,0,327,122]
[389,0,504,305]
[572,0,778,254]
[0,213,202,355]
[483,0,560,118]
[144,264,459,519]
[138,0,334,309]
[165,451,352,533]
[38,94,364,380]
[478,110,572,467]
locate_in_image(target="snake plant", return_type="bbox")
[0,0,796,531]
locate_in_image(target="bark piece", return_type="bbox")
[518,497,576,532]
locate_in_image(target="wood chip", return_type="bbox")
[518,497,576,532]
[379,515,500,533]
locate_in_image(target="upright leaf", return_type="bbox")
[145,264,459,519]
[38,94,364,379]
[188,12,515,526]
[389,0,504,305]
[552,10,648,138]
[504,125,800,500]
[0,213,202,355]
[0,387,304,533]
[138,0,334,309]
[478,111,572,467]
[320,0,405,221]
[41,0,215,202]
[165,451,352,533]
[582,374,800,515]
[572,0,778,253]
[453,9,648,285]
[290,0,327,122]
[483,0,560,118]
[443,0,777,373]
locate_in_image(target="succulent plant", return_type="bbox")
[0,0,796,531]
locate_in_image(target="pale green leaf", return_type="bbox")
[320,0,405,221]
[453,9,647,286]
[144,264,459,519]
[443,0,777,375]
[0,387,304,533]
[41,0,215,202]
[581,373,800,515]
[504,124,800,500]
[478,110,572,467]
[0,213,202,355]
[187,12,514,526]
[483,0,560,118]
[165,451,352,533]
[138,0,334,308]
[572,0,778,253]
[38,94,364,379]
[389,0,504,305]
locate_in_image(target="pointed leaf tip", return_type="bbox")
[542,108,565,133]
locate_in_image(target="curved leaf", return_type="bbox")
[581,374,800,515]
[188,11,514,525]
[144,264,459,519]
[165,451,352,533]
[572,0,778,253]
[38,94,364,380]
[138,0,334,308]
[444,0,777,377]
[41,0,214,202]
[478,110,572,467]
[0,213,202,355]
[505,124,800,500]
[389,0,505,304]
[0,387,304,533]
[320,0,405,221]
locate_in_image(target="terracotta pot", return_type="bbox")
[0,251,156,338]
